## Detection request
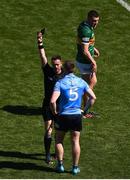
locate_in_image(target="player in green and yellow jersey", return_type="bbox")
[76,10,100,118]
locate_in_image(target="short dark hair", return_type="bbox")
[51,55,62,61]
[64,60,75,73]
[88,10,99,19]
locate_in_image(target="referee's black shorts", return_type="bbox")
[55,114,82,132]
[42,105,56,122]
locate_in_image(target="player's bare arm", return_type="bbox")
[37,31,48,66]
[84,87,96,113]
[50,91,60,115]
[83,43,97,72]
[87,88,96,100]
[94,47,100,58]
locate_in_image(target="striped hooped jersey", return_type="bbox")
[76,21,95,64]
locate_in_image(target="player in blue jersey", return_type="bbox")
[50,60,96,175]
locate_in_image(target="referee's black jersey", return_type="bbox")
[42,63,64,106]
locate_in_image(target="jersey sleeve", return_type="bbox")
[79,26,91,44]
[42,63,52,75]
[53,81,61,92]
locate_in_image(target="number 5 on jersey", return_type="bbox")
[69,88,78,101]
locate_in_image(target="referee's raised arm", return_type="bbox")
[37,31,48,66]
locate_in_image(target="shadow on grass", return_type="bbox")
[0,150,70,173]
[0,161,56,172]
[0,150,55,172]
[0,150,43,160]
[1,105,42,116]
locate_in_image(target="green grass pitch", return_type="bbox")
[0,0,130,178]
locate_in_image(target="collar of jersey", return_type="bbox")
[65,73,75,77]
[84,21,93,30]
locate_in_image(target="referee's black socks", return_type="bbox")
[44,134,52,157]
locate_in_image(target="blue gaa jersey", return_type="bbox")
[53,73,89,115]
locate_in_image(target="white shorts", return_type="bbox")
[76,61,92,75]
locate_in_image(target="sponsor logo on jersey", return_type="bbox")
[48,77,53,81]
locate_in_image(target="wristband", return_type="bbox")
[38,41,44,49]
[38,40,42,44]
[38,44,44,49]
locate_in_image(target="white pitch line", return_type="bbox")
[116,0,130,12]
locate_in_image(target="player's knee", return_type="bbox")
[93,77,97,86]
[95,78,97,85]
[45,132,51,139]
[45,129,52,138]
[90,78,97,89]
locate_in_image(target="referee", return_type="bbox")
[37,31,64,164]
